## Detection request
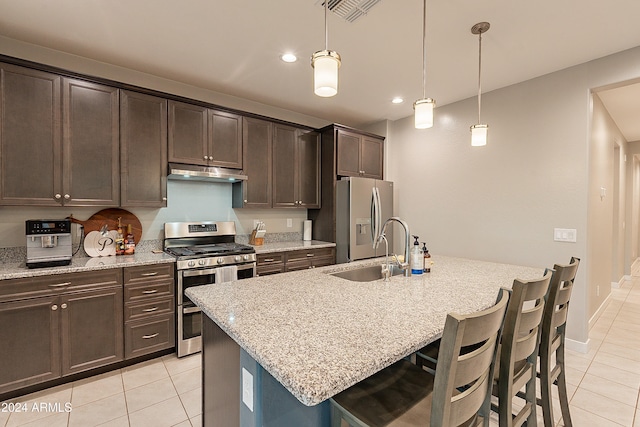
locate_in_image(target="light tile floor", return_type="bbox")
[3,267,640,427]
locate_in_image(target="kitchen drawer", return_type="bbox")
[256,264,285,276]
[284,260,312,272]
[257,253,284,266]
[285,247,335,263]
[125,296,174,321]
[125,313,175,359]
[0,269,122,302]
[123,264,173,285]
[311,255,335,268]
[124,278,174,302]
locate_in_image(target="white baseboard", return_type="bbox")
[632,258,640,272]
[589,292,612,330]
[611,276,626,289]
[565,337,590,354]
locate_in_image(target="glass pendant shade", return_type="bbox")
[414,98,435,129]
[312,50,341,97]
[470,124,488,147]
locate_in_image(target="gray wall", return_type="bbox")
[383,46,640,347]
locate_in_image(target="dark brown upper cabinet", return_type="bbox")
[336,128,383,179]
[233,117,272,208]
[0,64,119,206]
[63,79,120,206]
[0,63,62,206]
[272,124,320,208]
[120,90,168,208]
[168,100,242,169]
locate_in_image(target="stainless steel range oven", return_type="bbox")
[164,221,256,357]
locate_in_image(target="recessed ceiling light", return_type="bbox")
[281,53,297,63]
[391,97,404,104]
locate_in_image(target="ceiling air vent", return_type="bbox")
[321,0,383,23]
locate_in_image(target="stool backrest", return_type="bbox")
[500,271,552,378]
[431,290,509,426]
[543,257,580,347]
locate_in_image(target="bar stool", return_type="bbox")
[491,272,552,427]
[329,290,509,427]
[537,257,580,427]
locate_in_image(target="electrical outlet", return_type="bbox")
[287,218,292,228]
[553,228,577,243]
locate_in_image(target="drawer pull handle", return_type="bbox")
[306,253,314,257]
[142,289,158,295]
[51,304,58,311]
[141,272,159,277]
[142,333,159,339]
[264,258,275,262]
[61,303,68,309]
[49,282,71,288]
[142,307,159,312]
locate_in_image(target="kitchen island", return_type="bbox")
[186,255,543,427]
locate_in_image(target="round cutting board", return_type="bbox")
[70,208,142,244]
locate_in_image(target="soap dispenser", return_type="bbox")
[411,235,423,276]
[422,243,431,273]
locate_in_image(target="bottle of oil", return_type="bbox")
[115,217,125,255]
[124,223,135,255]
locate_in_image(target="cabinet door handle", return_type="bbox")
[142,307,159,312]
[51,304,58,311]
[64,194,70,200]
[61,303,68,309]
[48,282,71,288]
[142,333,159,339]
[142,289,158,294]
[54,194,62,200]
[141,272,158,277]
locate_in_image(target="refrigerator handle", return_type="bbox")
[371,187,382,248]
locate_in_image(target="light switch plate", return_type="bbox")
[554,228,577,243]
[242,368,253,412]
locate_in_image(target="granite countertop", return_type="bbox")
[186,255,543,406]
[251,240,335,254]
[0,252,175,280]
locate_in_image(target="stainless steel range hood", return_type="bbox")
[168,163,248,183]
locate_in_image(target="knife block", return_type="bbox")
[249,230,264,246]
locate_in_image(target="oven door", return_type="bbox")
[177,262,256,357]
[178,262,256,306]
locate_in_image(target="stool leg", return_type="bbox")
[539,351,554,427]
[556,346,572,427]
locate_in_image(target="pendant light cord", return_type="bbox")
[422,0,427,99]
[324,0,329,50]
[477,29,482,124]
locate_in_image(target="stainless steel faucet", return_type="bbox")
[375,217,411,277]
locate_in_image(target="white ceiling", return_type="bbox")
[1,0,640,133]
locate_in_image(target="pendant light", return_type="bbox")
[470,22,489,146]
[414,0,435,129]
[311,1,341,97]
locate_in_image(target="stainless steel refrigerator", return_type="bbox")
[335,177,394,263]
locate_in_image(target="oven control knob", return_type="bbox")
[234,256,241,262]
[217,257,224,265]
[188,261,195,267]
[198,259,205,266]
[243,255,250,261]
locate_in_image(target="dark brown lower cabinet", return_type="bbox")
[61,286,123,376]
[256,247,336,275]
[123,264,175,359]
[0,269,124,395]
[0,295,61,393]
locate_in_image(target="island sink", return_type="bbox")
[330,264,404,282]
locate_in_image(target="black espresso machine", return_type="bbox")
[26,219,72,268]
